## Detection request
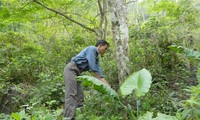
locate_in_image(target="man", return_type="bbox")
[63,40,110,120]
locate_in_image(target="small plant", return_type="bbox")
[180,85,200,119]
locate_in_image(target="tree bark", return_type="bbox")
[108,0,130,84]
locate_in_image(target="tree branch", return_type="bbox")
[126,0,137,4]
[21,1,33,10]
[97,0,108,40]
[32,0,97,35]
[103,0,108,40]
[98,0,104,39]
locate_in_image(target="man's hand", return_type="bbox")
[100,78,110,87]
[92,72,110,86]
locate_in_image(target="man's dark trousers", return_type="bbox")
[63,62,84,120]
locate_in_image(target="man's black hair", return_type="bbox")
[95,40,109,47]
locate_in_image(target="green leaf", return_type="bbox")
[120,68,152,98]
[19,110,27,119]
[186,100,200,106]
[45,114,53,120]
[11,113,21,120]
[138,112,153,120]
[182,109,192,119]
[138,112,178,120]
[77,76,119,99]
[155,113,178,120]
[31,114,39,120]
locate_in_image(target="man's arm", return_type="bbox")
[92,72,110,86]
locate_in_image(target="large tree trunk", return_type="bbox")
[108,0,130,84]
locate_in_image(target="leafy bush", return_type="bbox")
[0,32,65,113]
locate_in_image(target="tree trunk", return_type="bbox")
[108,0,130,84]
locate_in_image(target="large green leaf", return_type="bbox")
[77,76,119,99]
[120,68,152,98]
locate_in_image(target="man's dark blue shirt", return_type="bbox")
[71,46,103,78]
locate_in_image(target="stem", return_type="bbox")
[118,101,126,109]
[118,101,137,120]
[136,99,141,118]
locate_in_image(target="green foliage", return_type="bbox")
[0,113,10,120]
[77,76,119,99]
[0,7,95,116]
[129,0,200,116]
[168,45,200,60]
[0,31,65,113]
[169,44,200,119]
[78,68,152,99]
[169,44,200,83]
[0,32,46,83]
[77,69,180,119]
[138,111,178,120]
[120,68,152,98]
[78,69,154,119]
[77,89,123,119]
[12,110,29,120]
[6,108,63,120]
[181,85,200,119]
[0,0,200,119]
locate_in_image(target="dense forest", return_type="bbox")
[0,0,200,120]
